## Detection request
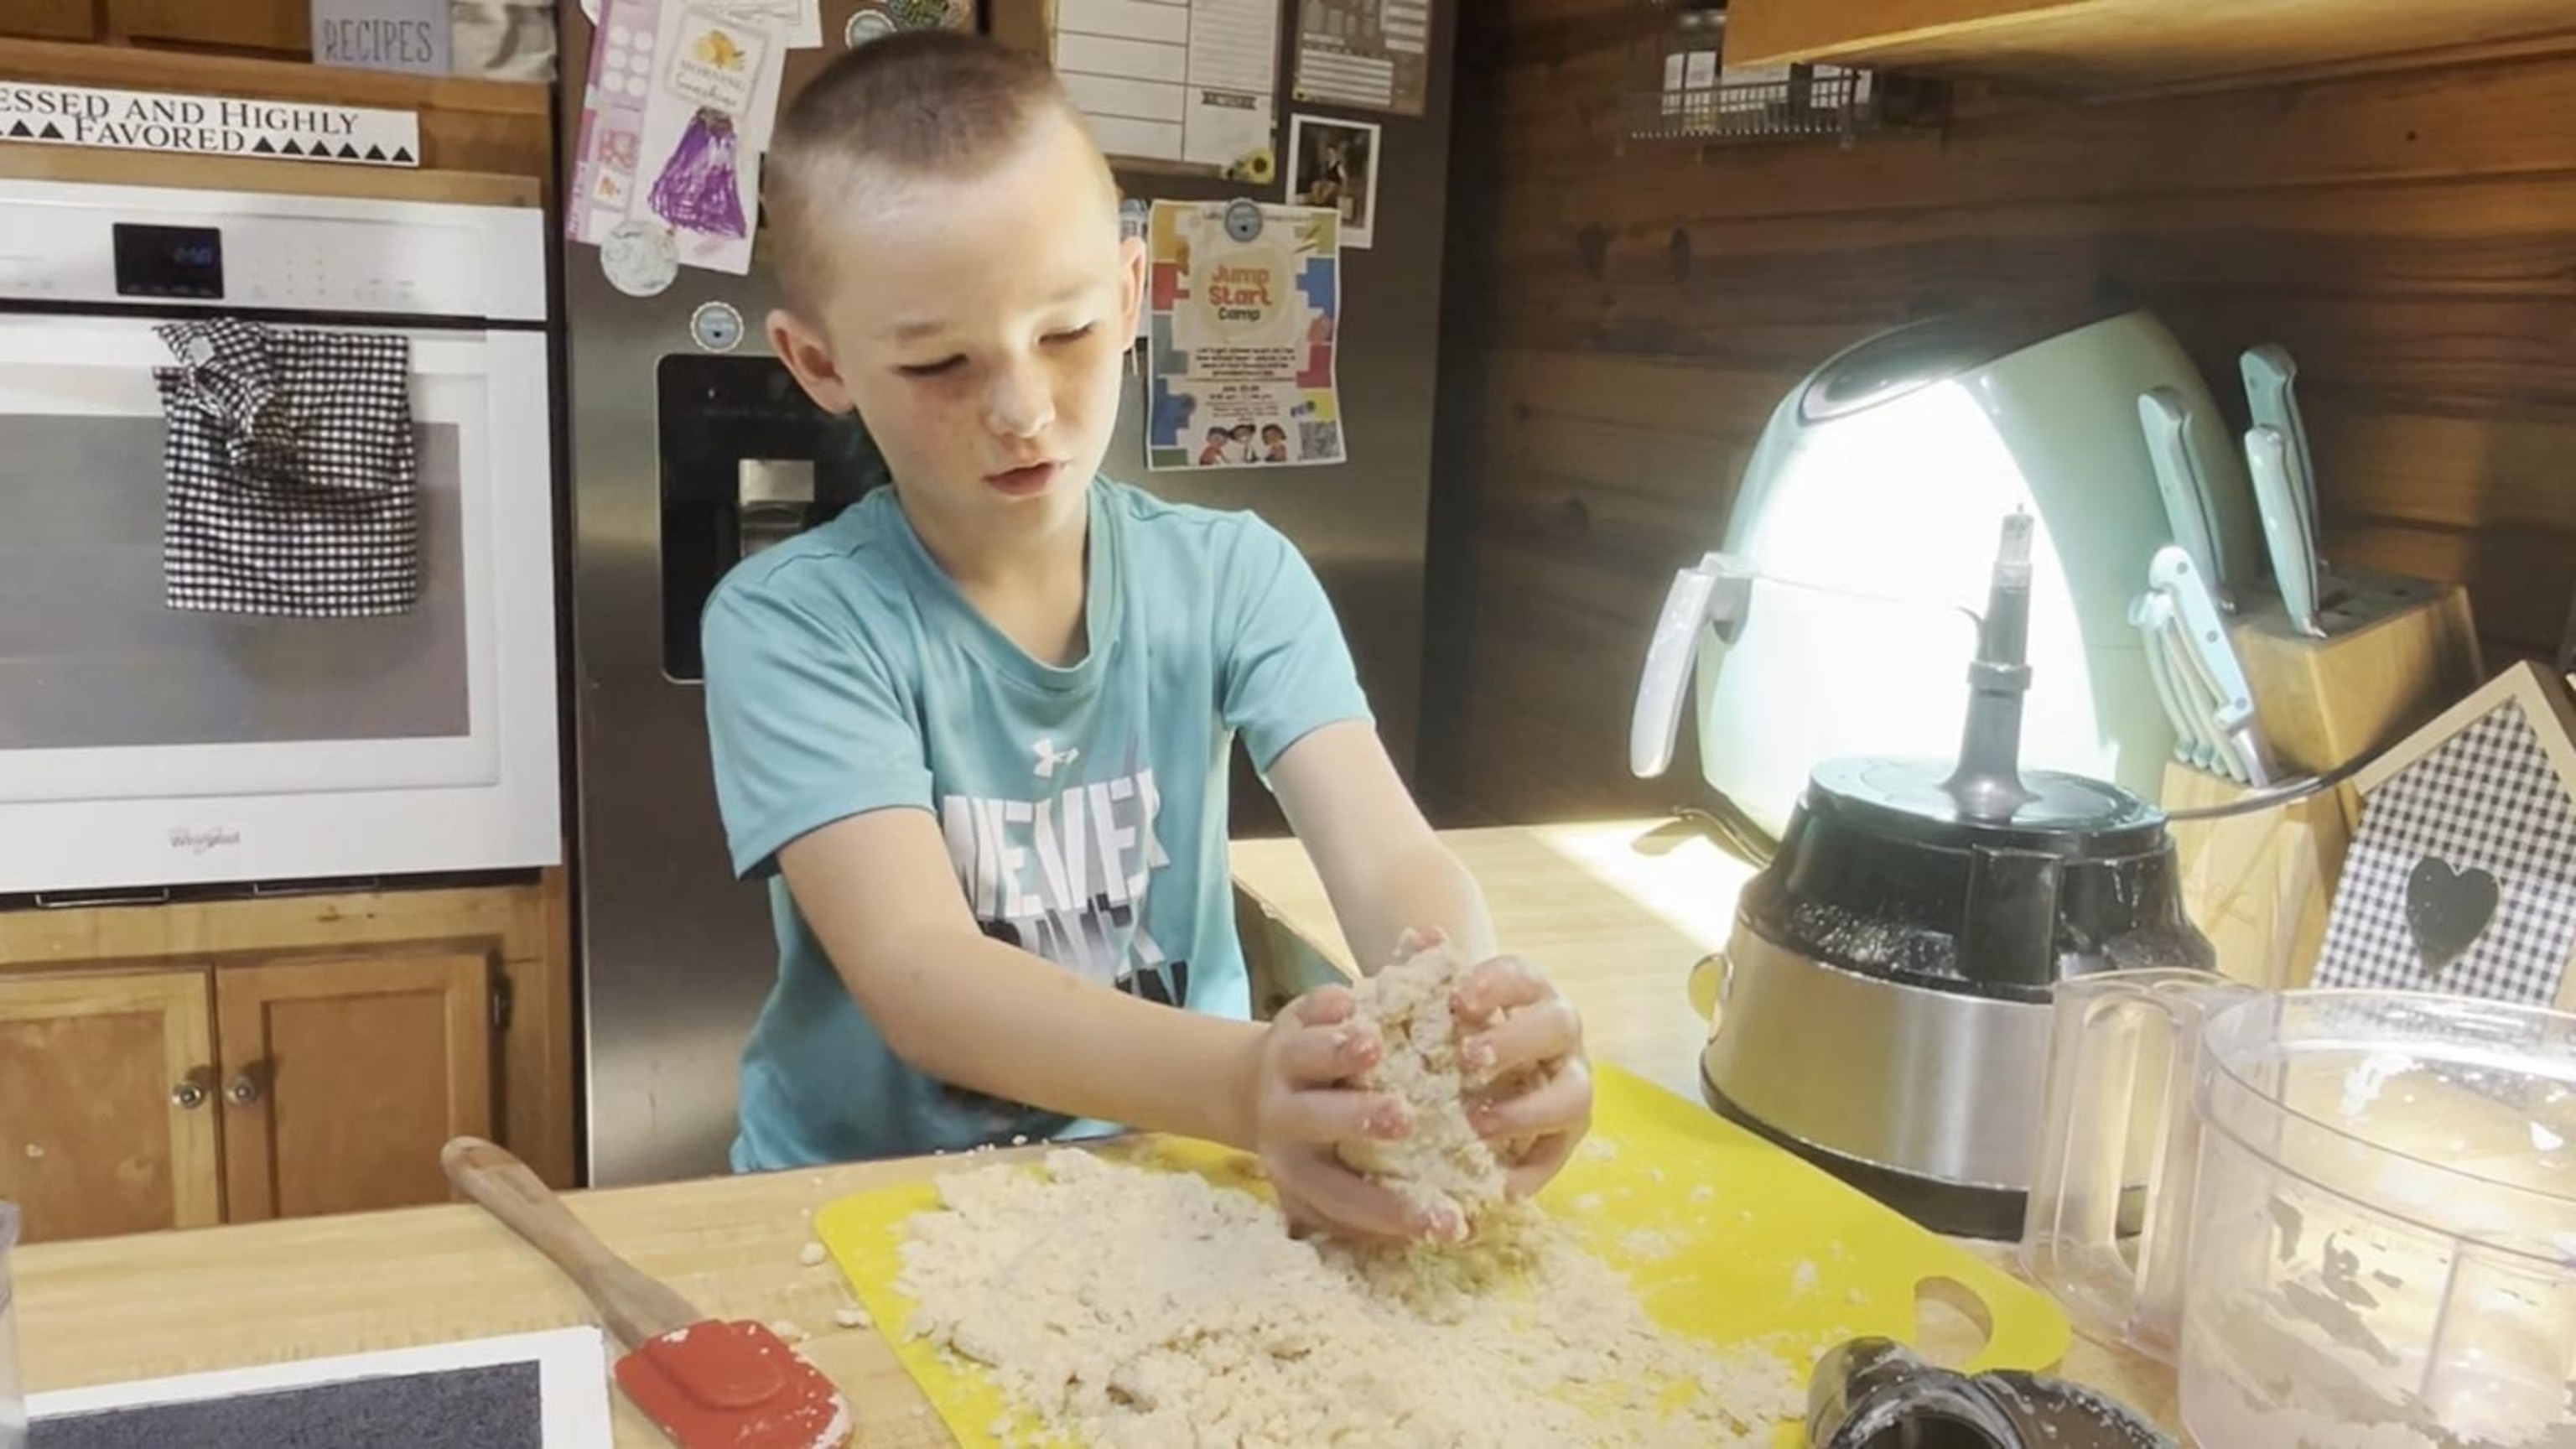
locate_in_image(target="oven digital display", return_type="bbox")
[112,223,225,299]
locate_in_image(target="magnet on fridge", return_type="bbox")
[690,300,746,352]
[844,0,969,48]
[1225,145,1277,188]
[1223,200,1265,243]
[844,10,896,47]
[600,218,679,299]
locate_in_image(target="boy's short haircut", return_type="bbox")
[765,30,1106,314]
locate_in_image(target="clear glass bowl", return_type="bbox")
[2023,973,2576,1447]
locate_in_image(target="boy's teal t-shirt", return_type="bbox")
[700,478,1371,1171]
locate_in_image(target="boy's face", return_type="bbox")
[768,113,1143,543]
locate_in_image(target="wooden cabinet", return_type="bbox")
[102,0,308,55]
[0,969,221,1243]
[0,0,100,42]
[1721,0,2576,91]
[0,872,573,1244]
[213,952,494,1223]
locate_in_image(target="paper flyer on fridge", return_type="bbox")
[1146,200,1347,471]
[569,0,789,279]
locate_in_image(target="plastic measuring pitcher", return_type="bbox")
[1,1201,23,1449]
[2022,969,2576,1446]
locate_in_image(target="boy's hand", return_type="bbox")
[1244,984,1460,1244]
[1453,954,1593,1201]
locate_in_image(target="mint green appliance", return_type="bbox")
[1632,309,2261,840]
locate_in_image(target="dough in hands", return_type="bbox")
[1333,932,1540,1236]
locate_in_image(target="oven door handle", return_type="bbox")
[32,886,174,910]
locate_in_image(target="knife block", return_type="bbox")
[2164,567,2479,989]
[2225,566,2484,778]
[2163,761,2351,990]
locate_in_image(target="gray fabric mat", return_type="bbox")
[31,1361,546,1449]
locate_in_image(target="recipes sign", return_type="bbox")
[312,0,452,76]
[0,81,423,167]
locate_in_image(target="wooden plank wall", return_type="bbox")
[1422,0,2576,826]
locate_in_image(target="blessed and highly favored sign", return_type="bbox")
[0,80,422,166]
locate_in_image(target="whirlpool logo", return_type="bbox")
[169,826,242,854]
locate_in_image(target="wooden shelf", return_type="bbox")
[0,37,553,179]
[1721,0,2576,92]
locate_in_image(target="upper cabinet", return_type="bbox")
[1719,0,2576,91]
[0,0,100,42]
[1,0,307,54]
[102,0,309,55]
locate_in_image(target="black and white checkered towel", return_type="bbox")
[154,317,420,617]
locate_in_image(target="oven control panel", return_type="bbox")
[0,181,543,322]
[112,222,224,299]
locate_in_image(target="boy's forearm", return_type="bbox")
[1337,840,1498,974]
[847,934,1265,1149]
[1266,723,1501,974]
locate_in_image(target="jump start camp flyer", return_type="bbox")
[1146,200,1347,472]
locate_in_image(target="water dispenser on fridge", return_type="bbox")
[652,353,883,683]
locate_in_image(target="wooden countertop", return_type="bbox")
[1233,814,1754,1105]
[14,1151,977,1446]
[13,818,2178,1443]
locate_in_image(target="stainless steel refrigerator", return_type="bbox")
[561,3,1459,1186]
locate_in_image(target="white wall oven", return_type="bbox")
[0,177,560,898]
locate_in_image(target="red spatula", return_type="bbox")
[441,1136,853,1448]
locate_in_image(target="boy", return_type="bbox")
[702,32,1589,1243]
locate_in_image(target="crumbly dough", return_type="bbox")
[1332,936,1533,1235]
[895,1150,1803,1448]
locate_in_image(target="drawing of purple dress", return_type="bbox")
[650,106,748,239]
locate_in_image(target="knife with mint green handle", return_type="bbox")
[2246,424,2324,638]
[2138,388,2229,610]
[2131,590,2200,770]
[2170,621,2244,781]
[2150,544,2275,786]
[2156,601,2229,777]
[2241,344,2319,543]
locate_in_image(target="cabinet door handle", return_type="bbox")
[171,1075,210,1110]
[226,1069,264,1106]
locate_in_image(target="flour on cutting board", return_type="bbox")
[896,1149,1803,1448]
[882,936,1804,1445]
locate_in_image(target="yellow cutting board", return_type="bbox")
[816,1063,2070,1446]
